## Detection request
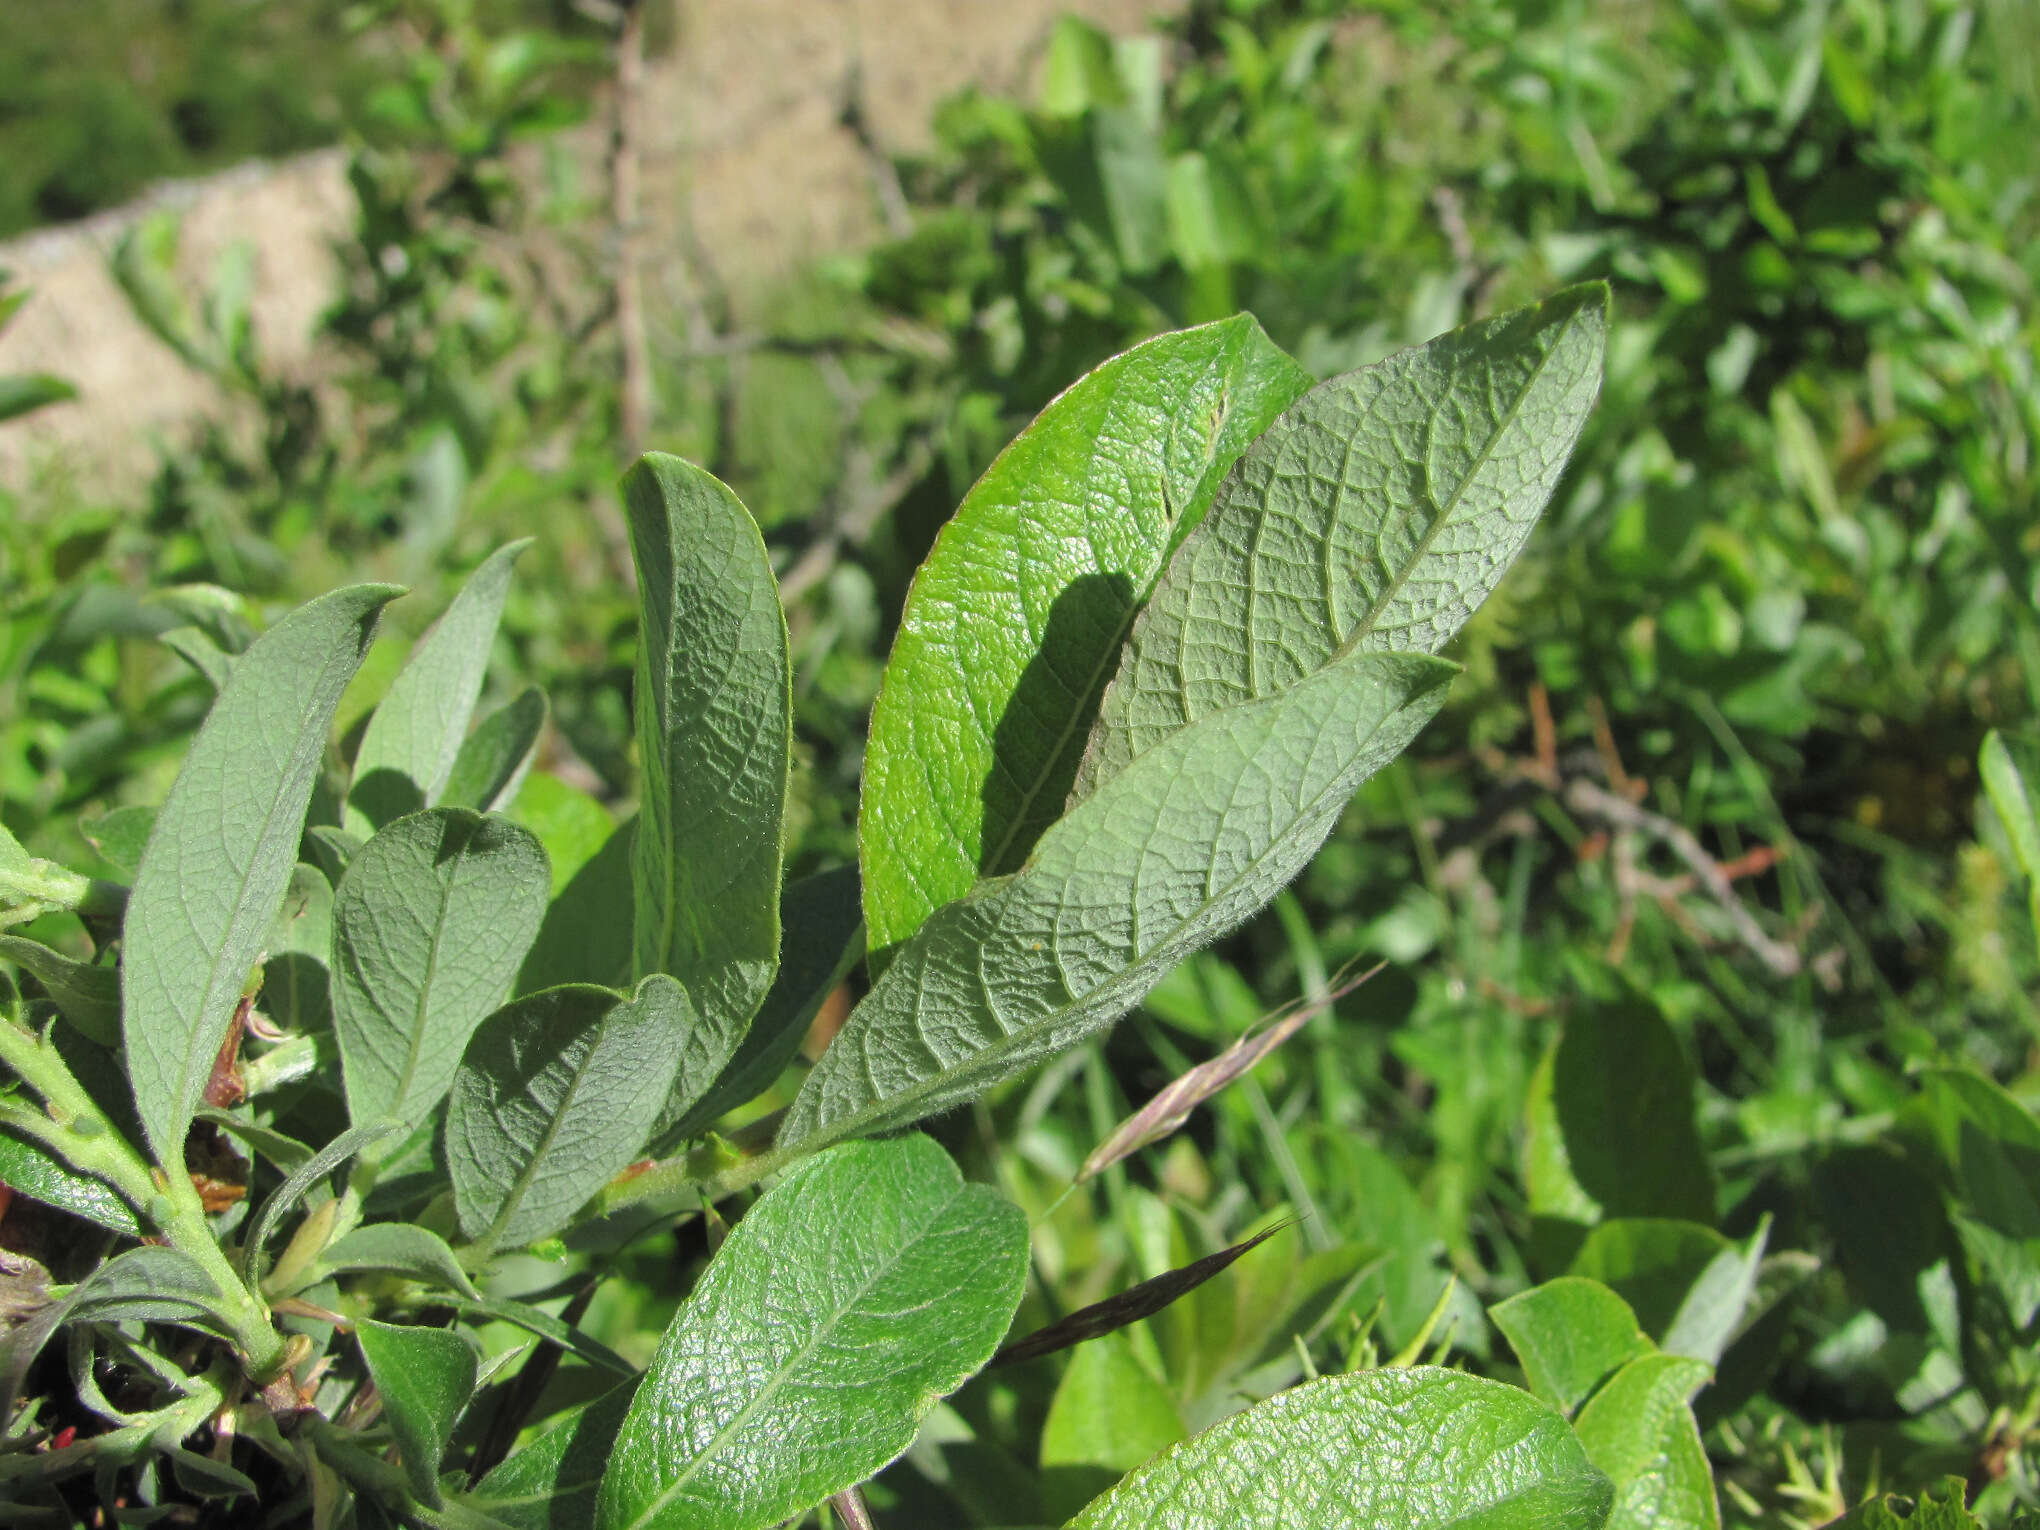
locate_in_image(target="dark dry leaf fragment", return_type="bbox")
[991,1221,1293,1367]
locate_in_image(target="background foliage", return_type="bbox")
[3,0,2039,1523]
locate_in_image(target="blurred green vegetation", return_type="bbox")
[4,0,2040,1522]
[0,0,596,237]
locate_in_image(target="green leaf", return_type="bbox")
[597,1134,1028,1530]
[446,976,700,1250]
[1062,1367,1613,1530]
[0,1122,140,1235]
[242,1118,403,1285]
[1075,285,1608,800]
[321,1223,480,1298]
[781,651,1455,1152]
[262,862,334,1033]
[451,1294,635,1377]
[1550,995,1715,1225]
[519,818,636,996]
[470,1382,638,1530]
[624,454,790,1049]
[347,541,531,836]
[1828,1478,1988,1530]
[1572,1354,1718,1530]
[509,774,617,897]
[355,1317,478,1508]
[1490,1277,1654,1415]
[664,863,862,1141]
[1568,1220,1766,1364]
[859,317,1311,959]
[0,935,120,1045]
[79,806,156,880]
[122,582,400,1168]
[441,686,548,813]
[1040,1330,1186,1473]
[65,1245,236,1337]
[0,372,78,424]
[333,809,551,1129]
[195,1109,313,1173]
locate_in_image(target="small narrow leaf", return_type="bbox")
[1076,285,1608,798]
[624,454,790,1049]
[123,582,400,1169]
[356,1318,479,1508]
[347,540,531,836]
[321,1223,480,1298]
[861,318,1311,958]
[1490,1277,1654,1415]
[65,1246,236,1337]
[0,1124,140,1235]
[262,862,334,1033]
[597,1134,1028,1530]
[781,652,1455,1151]
[242,1118,402,1284]
[1062,1367,1613,1530]
[452,1295,636,1377]
[441,686,548,813]
[0,373,77,423]
[333,809,551,1128]
[663,863,862,1142]
[0,935,120,1045]
[446,976,699,1250]
[995,1223,1290,1367]
[1572,1354,1718,1530]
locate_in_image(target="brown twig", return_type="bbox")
[1564,777,1802,977]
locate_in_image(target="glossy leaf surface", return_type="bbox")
[1062,1367,1612,1530]
[597,1134,1027,1530]
[860,317,1310,957]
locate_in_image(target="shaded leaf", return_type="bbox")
[664,863,862,1142]
[356,1318,478,1508]
[861,317,1311,958]
[321,1223,480,1298]
[451,1294,636,1377]
[79,806,156,880]
[519,817,635,996]
[0,935,119,1045]
[782,652,1454,1152]
[333,809,550,1128]
[1828,1478,1989,1530]
[64,1245,236,1338]
[442,686,548,814]
[471,1381,639,1530]
[1550,995,1715,1225]
[242,1118,402,1285]
[1040,1329,1186,1473]
[123,583,400,1168]
[0,373,76,423]
[446,977,700,1250]
[597,1134,1027,1530]
[624,454,790,1052]
[0,1123,140,1235]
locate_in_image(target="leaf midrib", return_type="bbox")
[479,1006,621,1249]
[798,665,1440,1149]
[1333,302,1589,666]
[619,1178,974,1530]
